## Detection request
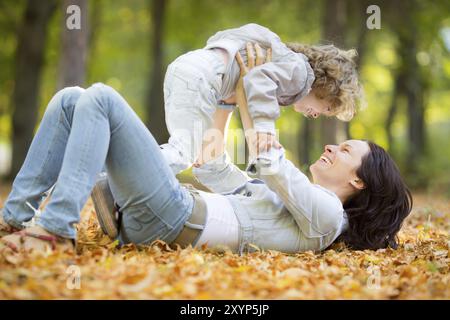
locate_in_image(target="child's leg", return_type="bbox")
[160,48,226,175]
[160,64,217,175]
[159,107,208,175]
[35,83,193,243]
[2,87,85,229]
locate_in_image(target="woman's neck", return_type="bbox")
[317,182,352,204]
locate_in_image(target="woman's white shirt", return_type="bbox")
[194,190,240,252]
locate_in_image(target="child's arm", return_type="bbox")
[243,50,314,135]
[236,43,282,156]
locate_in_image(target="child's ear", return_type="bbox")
[349,177,365,190]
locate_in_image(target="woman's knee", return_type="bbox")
[58,86,84,105]
[47,86,85,114]
[82,82,124,115]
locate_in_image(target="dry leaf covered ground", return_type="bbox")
[0,186,449,300]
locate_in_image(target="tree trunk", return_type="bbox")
[385,72,405,152]
[395,0,427,179]
[57,0,89,89]
[8,0,56,180]
[145,0,168,144]
[320,0,348,146]
[346,0,369,140]
[300,119,313,165]
[87,0,102,64]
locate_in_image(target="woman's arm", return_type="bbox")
[235,43,282,157]
[193,152,250,194]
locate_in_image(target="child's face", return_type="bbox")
[293,90,332,119]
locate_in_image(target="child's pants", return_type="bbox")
[160,48,234,175]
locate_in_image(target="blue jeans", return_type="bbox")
[2,83,194,245]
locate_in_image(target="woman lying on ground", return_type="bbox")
[0,49,412,255]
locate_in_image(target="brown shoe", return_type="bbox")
[91,172,119,239]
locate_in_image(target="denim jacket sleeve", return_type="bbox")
[243,54,315,134]
[246,149,344,238]
[193,153,250,194]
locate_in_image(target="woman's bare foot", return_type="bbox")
[0,225,74,254]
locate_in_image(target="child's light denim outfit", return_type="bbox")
[3,84,194,245]
[160,23,315,175]
[160,49,227,175]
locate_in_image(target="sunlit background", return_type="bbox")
[0,0,449,195]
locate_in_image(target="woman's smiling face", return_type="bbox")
[310,140,370,197]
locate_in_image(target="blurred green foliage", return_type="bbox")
[0,0,449,194]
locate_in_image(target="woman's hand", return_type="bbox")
[235,43,280,157]
[235,42,271,91]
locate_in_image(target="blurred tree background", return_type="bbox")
[0,0,449,195]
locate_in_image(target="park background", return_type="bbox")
[0,0,449,300]
[0,0,449,194]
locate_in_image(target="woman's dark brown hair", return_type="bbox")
[339,141,413,250]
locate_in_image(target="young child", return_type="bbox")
[160,23,364,174]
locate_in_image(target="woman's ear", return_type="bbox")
[349,177,365,190]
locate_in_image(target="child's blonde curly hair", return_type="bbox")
[286,43,365,121]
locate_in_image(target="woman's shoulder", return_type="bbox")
[312,184,343,210]
[310,184,345,233]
